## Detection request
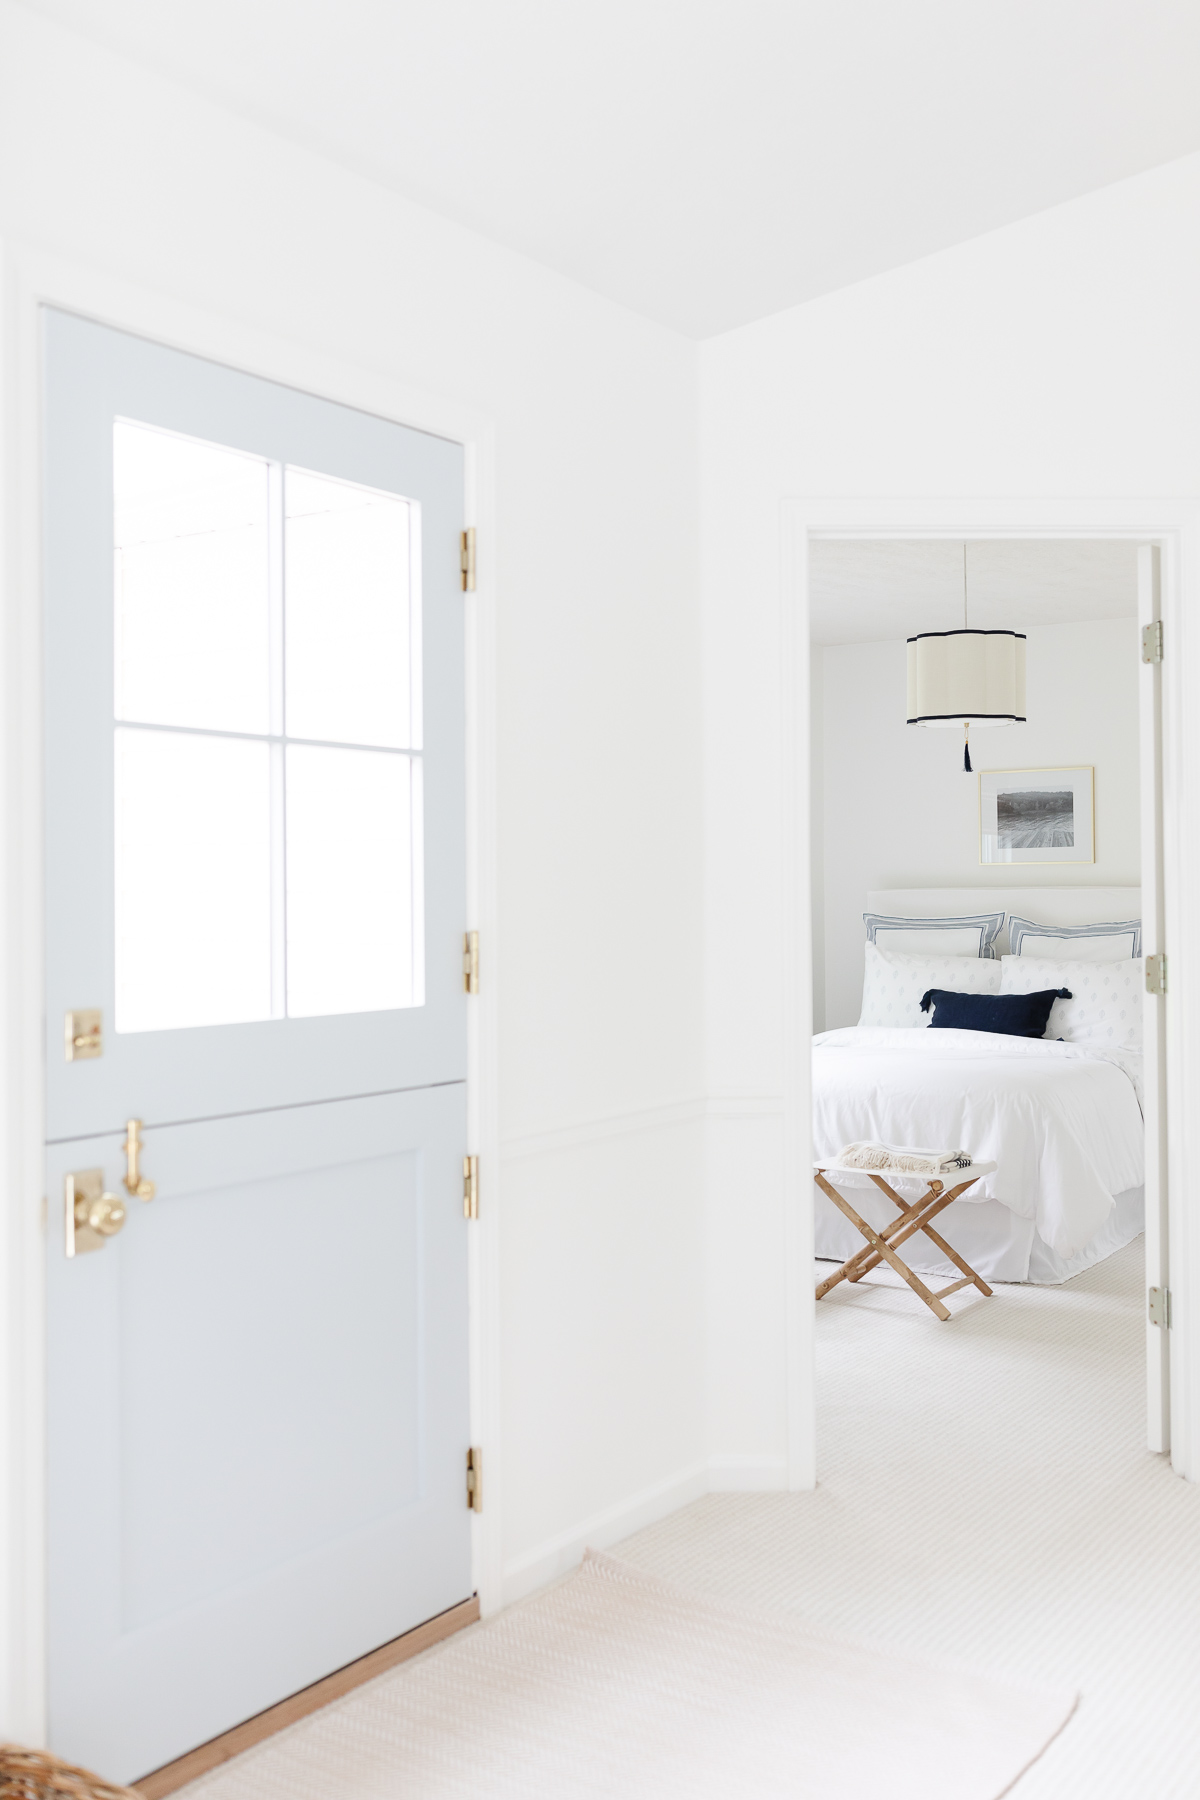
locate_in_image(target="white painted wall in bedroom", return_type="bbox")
[699,148,1200,1487]
[0,0,704,1631]
[813,617,1141,1031]
[810,658,827,1031]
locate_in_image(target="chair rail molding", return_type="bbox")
[498,1091,783,1164]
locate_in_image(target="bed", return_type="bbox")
[813,887,1146,1285]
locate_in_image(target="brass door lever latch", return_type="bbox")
[123,1119,155,1201]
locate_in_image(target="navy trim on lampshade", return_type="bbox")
[906,711,1027,723]
[906,630,1028,643]
[919,987,1072,1039]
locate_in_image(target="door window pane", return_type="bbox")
[114,421,270,735]
[284,469,417,750]
[112,425,426,1034]
[115,728,272,1032]
[285,745,421,1019]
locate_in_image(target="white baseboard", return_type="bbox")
[499,1452,797,1607]
[500,1459,709,1607]
[707,1454,790,1492]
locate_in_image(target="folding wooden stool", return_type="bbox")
[813,1160,998,1321]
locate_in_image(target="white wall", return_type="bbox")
[0,0,705,1687]
[814,617,1141,1029]
[699,150,1200,1486]
[810,658,826,1033]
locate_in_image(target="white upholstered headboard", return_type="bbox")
[866,888,1142,958]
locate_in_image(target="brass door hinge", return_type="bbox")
[463,930,479,994]
[1146,953,1167,996]
[460,527,476,592]
[467,1446,482,1512]
[463,1155,479,1220]
[1149,1286,1172,1328]
[1141,619,1164,665]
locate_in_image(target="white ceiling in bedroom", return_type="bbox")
[809,539,1139,646]
[14,0,1200,336]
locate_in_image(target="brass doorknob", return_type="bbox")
[75,1190,126,1238]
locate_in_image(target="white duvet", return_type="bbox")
[812,1027,1144,1258]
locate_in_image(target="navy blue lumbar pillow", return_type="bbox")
[919,987,1072,1039]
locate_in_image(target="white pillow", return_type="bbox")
[859,943,1002,1029]
[999,955,1144,1049]
[1007,916,1141,961]
[863,911,1003,959]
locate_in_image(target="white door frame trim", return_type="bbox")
[0,240,504,1743]
[780,493,1200,1493]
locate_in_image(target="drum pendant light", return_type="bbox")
[906,545,1025,772]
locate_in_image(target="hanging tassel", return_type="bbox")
[963,724,972,773]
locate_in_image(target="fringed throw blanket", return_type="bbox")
[836,1141,973,1176]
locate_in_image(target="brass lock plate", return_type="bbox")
[64,1169,126,1257]
[65,1009,102,1061]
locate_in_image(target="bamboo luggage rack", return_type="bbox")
[814,1159,998,1321]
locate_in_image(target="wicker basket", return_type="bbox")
[0,1745,139,1800]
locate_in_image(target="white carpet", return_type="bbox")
[617,1238,1200,1799]
[177,1237,1198,1798]
[178,1549,1072,1799]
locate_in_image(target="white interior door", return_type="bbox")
[1138,543,1169,1452]
[42,310,472,1783]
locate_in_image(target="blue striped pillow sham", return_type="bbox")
[1007,916,1141,959]
[863,912,1005,959]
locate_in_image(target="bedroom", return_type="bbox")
[809,533,1160,1370]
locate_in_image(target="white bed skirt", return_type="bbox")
[813,1180,1144,1286]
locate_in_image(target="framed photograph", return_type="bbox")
[979,766,1095,865]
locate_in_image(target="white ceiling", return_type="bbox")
[16,0,1200,336]
[808,539,1139,646]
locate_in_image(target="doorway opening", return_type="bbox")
[806,530,1168,1453]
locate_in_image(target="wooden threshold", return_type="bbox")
[133,1595,480,1799]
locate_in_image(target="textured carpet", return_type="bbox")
[617,1238,1200,1799]
[178,1237,1196,1798]
[178,1549,1071,1799]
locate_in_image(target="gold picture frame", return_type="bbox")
[978,766,1095,866]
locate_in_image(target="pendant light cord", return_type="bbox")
[963,542,968,629]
